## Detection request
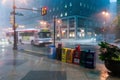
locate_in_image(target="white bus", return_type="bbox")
[6,28,38,44]
[17,28,38,44]
[31,29,52,46]
[6,28,53,46]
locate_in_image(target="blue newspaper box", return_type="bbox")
[48,45,56,59]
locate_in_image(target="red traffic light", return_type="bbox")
[41,6,48,16]
[44,7,47,10]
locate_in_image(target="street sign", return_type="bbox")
[10,12,24,16]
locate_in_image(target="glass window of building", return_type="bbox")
[49,9,51,12]
[62,19,67,28]
[87,4,89,9]
[53,8,55,11]
[69,30,75,38]
[69,18,75,28]
[60,13,63,17]
[57,7,59,10]
[84,4,86,8]
[65,4,67,8]
[65,12,67,16]
[80,2,82,6]
[69,2,72,7]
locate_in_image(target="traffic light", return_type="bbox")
[41,7,47,16]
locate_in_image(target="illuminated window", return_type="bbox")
[65,4,67,8]
[69,2,72,7]
[49,9,51,12]
[80,2,82,6]
[60,13,63,17]
[65,12,67,16]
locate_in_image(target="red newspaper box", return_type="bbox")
[73,45,81,65]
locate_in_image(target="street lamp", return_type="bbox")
[53,17,62,46]
[102,10,109,42]
[56,19,62,40]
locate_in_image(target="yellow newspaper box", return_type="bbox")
[66,48,74,63]
[61,48,67,62]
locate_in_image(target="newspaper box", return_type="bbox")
[61,48,67,62]
[66,48,74,63]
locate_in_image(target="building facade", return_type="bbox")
[39,0,110,39]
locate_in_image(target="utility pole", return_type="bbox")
[13,0,17,50]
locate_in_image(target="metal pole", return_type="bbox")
[53,16,56,46]
[104,12,107,42]
[104,18,106,42]
[13,0,17,50]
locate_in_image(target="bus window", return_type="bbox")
[38,32,51,38]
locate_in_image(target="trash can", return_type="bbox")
[56,43,62,61]
[48,45,56,59]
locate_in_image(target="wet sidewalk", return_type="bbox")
[0,45,120,80]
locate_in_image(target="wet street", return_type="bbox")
[0,44,119,80]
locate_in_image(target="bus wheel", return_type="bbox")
[31,40,34,45]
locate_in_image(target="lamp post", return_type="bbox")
[102,10,109,42]
[13,0,17,50]
[53,16,56,46]
[56,19,62,40]
[53,17,62,46]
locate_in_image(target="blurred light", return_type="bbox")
[18,25,25,28]
[32,7,38,13]
[95,34,97,36]
[62,30,65,33]
[2,49,5,52]
[81,29,84,32]
[43,22,47,25]
[2,0,6,5]
[102,11,109,16]
[40,21,44,24]
[110,0,116,2]
[44,7,47,10]
[57,34,60,37]
[57,19,62,24]
[2,0,28,5]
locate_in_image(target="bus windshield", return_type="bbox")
[38,32,51,38]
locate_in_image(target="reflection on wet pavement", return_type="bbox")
[0,45,120,80]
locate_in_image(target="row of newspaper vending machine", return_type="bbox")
[48,44,96,69]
